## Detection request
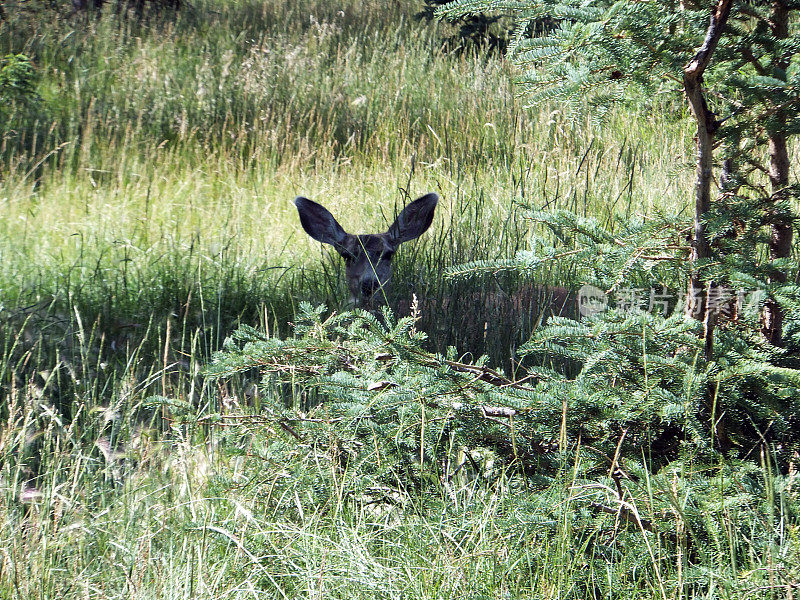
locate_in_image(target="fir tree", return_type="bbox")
[431,0,800,453]
[437,0,800,350]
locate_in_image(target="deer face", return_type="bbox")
[294,193,438,306]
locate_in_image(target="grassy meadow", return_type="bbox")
[0,0,696,362]
[5,1,796,599]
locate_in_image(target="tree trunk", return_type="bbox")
[682,0,733,360]
[761,1,793,346]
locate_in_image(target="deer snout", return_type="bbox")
[360,278,381,298]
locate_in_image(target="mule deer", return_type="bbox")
[295,193,438,306]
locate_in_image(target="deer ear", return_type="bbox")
[295,197,350,249]
[387,193,438,245]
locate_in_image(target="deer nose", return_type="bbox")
[361,279,380,298]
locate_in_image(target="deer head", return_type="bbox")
[295,193,438,306]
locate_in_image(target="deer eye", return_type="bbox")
[336,245,357,262]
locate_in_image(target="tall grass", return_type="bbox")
[3,372,797,598]
[1,0,694,260]
[1,0,696,362]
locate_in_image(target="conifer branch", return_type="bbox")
[740,47,768,76]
